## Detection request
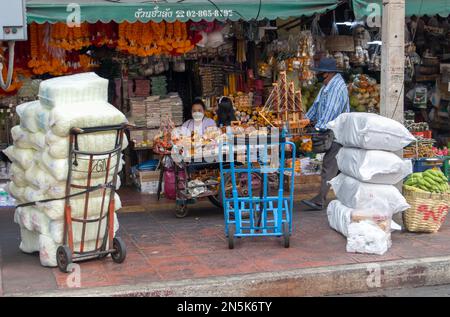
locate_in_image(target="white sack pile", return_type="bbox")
[326,113,415,255]
[3,72,128,267]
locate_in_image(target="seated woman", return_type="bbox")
[217,96,237,127]
[182,98,216,136]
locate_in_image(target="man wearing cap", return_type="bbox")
[301,58,350,211]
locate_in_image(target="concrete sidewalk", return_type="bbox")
[1,199,450,297]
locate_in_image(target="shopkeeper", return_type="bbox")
[182,98,217,136]
[217,96,237,127]
[301,58,350,211]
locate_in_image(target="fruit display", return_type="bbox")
[348,74,380,113]
[432,147,449,157]
[292,135,312,153]
[286,158,301,174]
[301,83,322,112]
[404,169,449,193]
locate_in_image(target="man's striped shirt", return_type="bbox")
[305,73,350,130]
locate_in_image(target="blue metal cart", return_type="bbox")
[219,129,296,249]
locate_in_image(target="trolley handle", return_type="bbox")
[70,122,133,135]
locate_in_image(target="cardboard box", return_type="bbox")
[135,170,161,194]
[140,181,160,194]
[136,170,159,183]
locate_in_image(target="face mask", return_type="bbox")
[192,111,204,121]
[316,73,326,83]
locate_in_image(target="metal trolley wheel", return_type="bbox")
[227,226,235,250]
[56,245,73,273]
[111,237,127,263]
[175,203,189,218]
[207,195,222,208]
[282,222,290,248]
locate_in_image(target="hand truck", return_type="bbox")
[56,123,128,273]
[219,129,296,248]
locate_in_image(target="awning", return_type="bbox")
[352,0,450,20]
[26,0,340,24]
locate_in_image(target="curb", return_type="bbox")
[7,256,450,297]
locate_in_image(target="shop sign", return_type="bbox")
[134,6,234,20]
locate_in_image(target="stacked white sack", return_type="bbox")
[326,113,415,255]
[3,72,128,267]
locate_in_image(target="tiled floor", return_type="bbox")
[1,195,450,295]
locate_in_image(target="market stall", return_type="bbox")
[0,0,449,271]
[0,1,448,201]
[0,0,351,202]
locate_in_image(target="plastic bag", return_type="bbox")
[49,101,127,137]
[346,221,392,255]
[336,147,413,184]
[38,72,108,109]
[328,173,410,214]
[163,168,186,200]
[327,200,352,237]
[3,146,35,170]
[327,113,416,151]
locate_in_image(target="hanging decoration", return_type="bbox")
[117,21,194,57]
[26,23,100,76]
[49,22,91,51]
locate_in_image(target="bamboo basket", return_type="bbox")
[403,185,450,233]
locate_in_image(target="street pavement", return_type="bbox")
[2,197,450,296]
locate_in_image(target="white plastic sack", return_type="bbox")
[16,206,51,236]
[49,101,127,137]
[19,227,41,253]
[329,173,410,214]
[351,199,392,234]
[327,200,352,237]
[327,113,416,151]
[9,163,28,187]
[18,101,50,133]
[11,125,33,149]
[38,235,110,267]
[46,131,129,159]
[5,181,26,202]
[36,192,122,220]
[50,212,119,244]
[24,186,46,203]
[39,72,108,109]
[3,146,35,170]
[336,147,413,184]
[25,162,57,191]
[39,149,124,181]
[11,126,46,151]
[47,176,122,199]
[28,131,46,151]
[346,221,392,255]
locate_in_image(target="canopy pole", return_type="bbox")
[380,0,405,192]
[380,0,405,123]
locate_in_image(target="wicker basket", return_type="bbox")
[403,186,450,233]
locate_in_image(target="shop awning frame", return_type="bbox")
[26,0,341,24]
[352,0,450,20]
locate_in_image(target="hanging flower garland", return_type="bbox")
[116,21,195,57]
[49,22,90,51]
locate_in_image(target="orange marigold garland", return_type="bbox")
[116,21,195,56]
